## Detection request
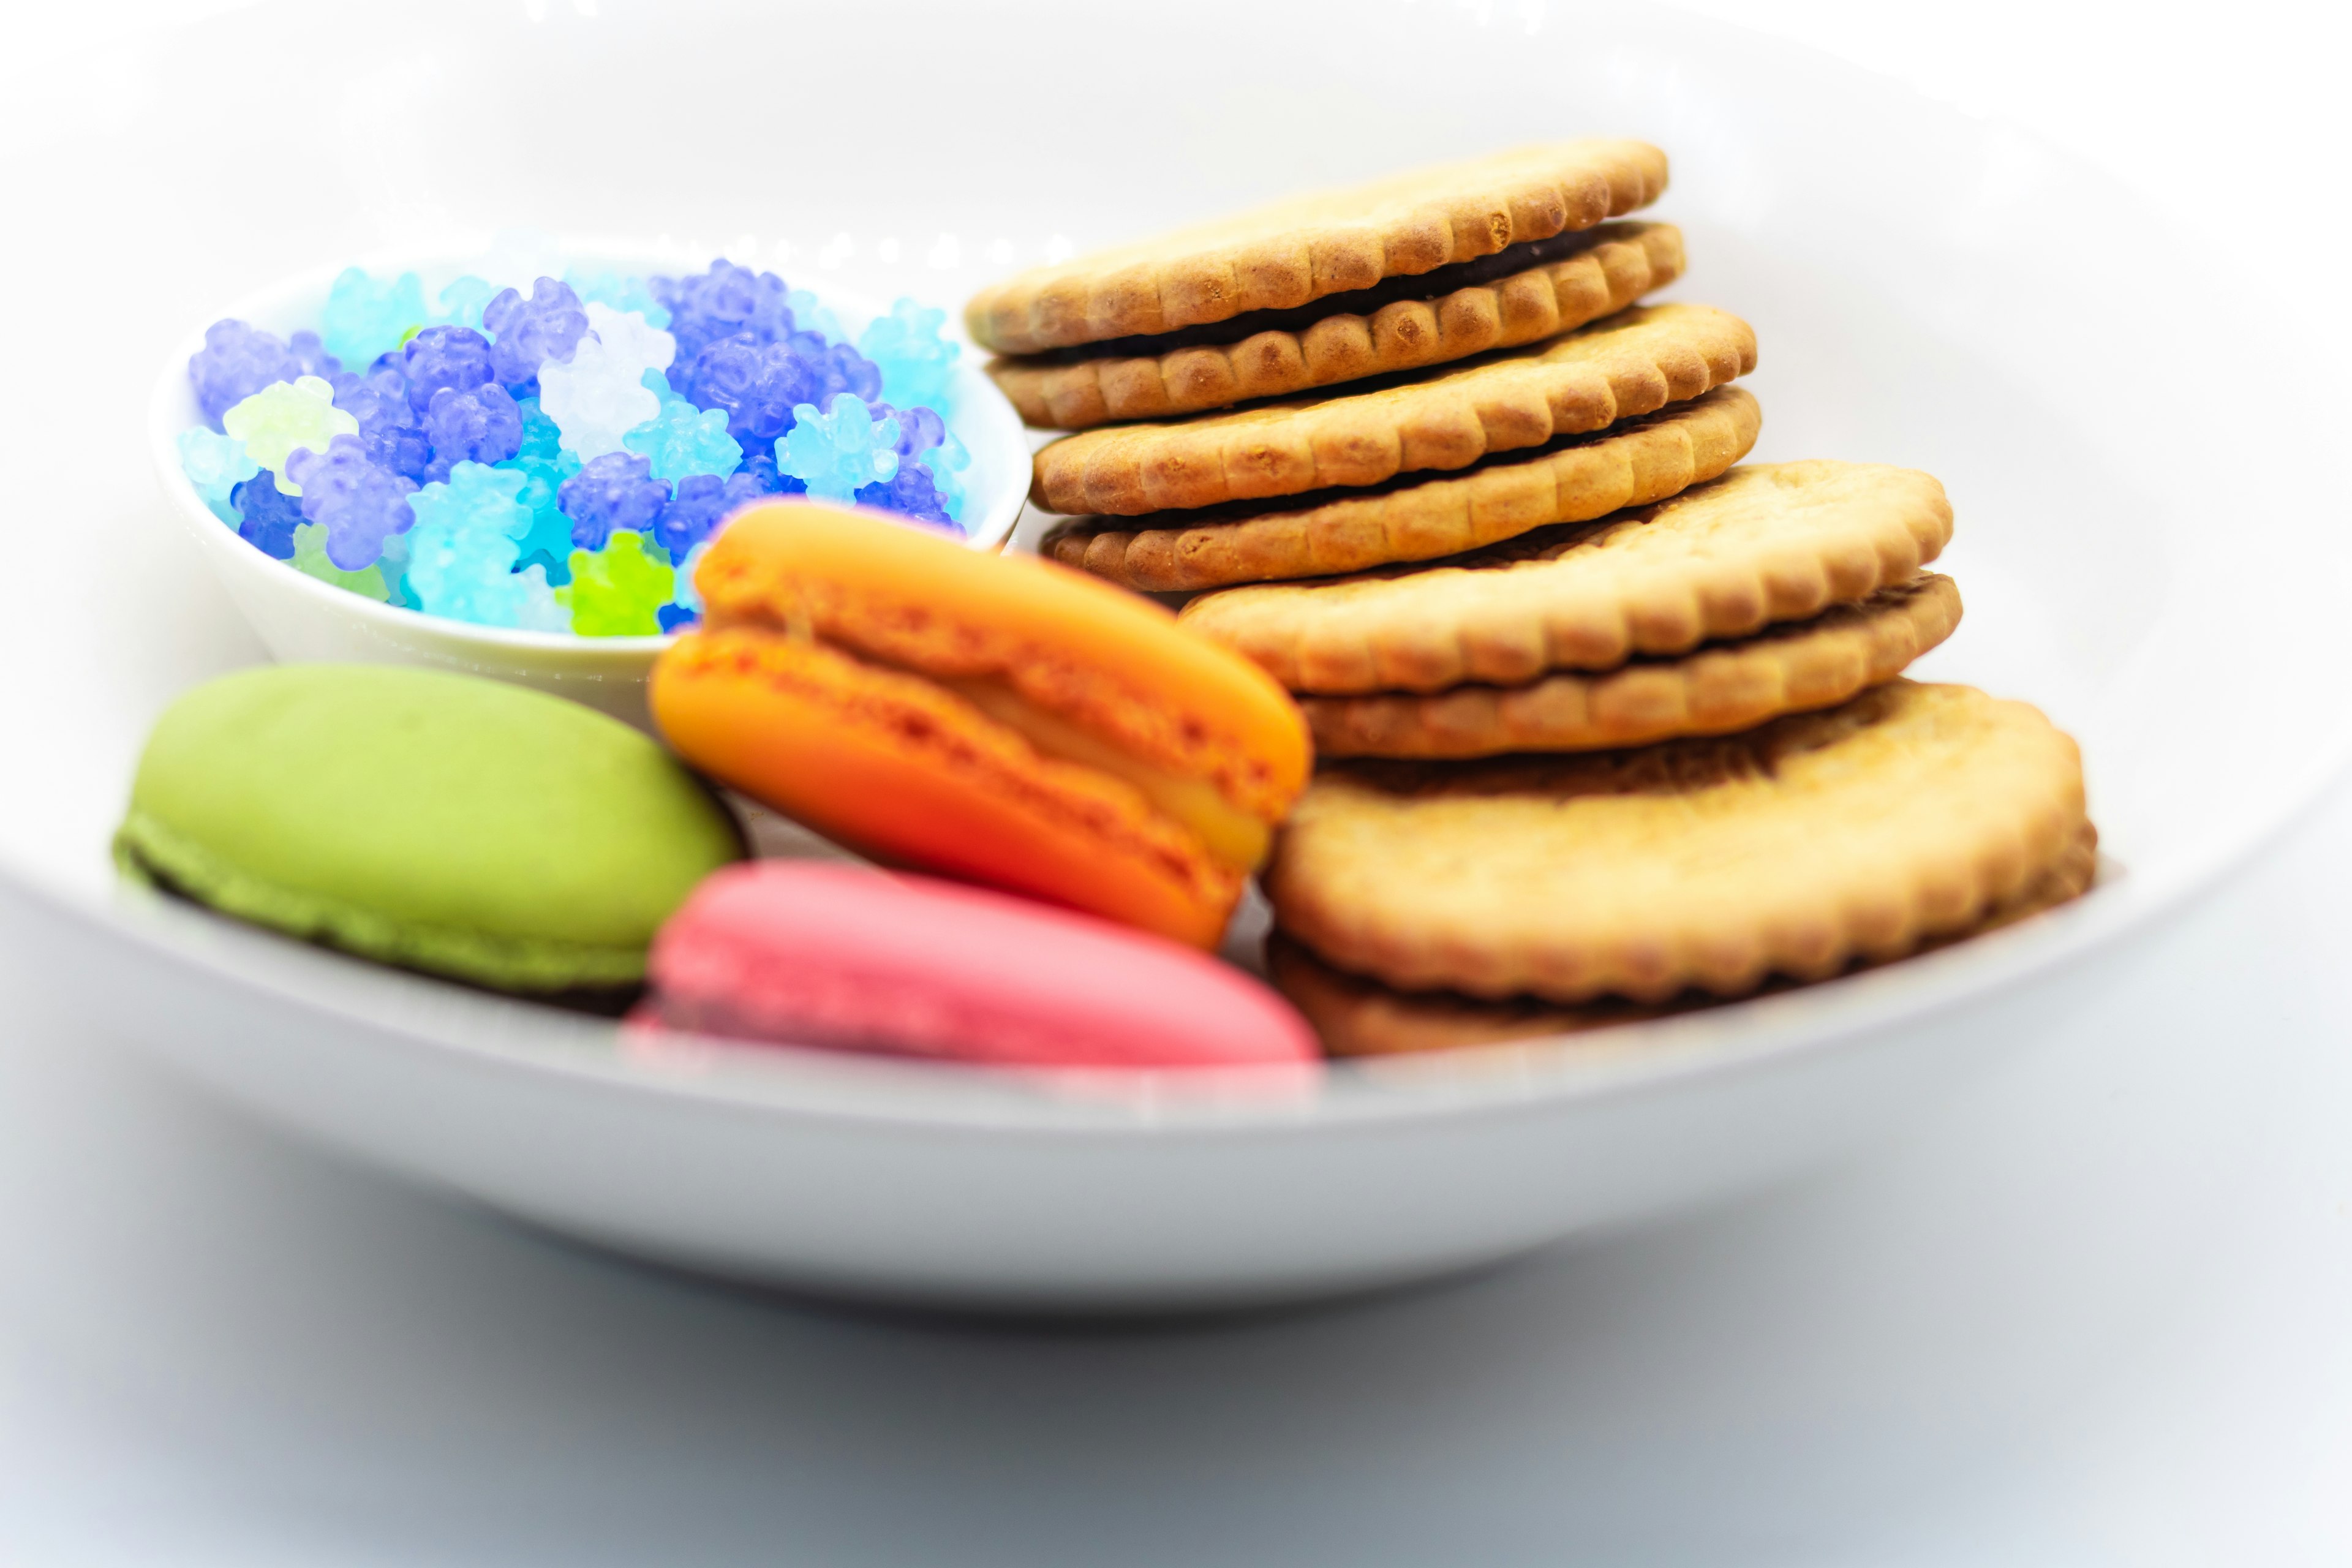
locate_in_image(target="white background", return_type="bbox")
[2,1,2348,1561]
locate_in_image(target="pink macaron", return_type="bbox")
[634,861,1321,1071]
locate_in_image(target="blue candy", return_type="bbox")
[674,334,819,447]
[557,450,671,551]
[422,383,524,480]
[776,393,899,502]
[399,325,496,417]
[187,320,303,428]
[854,461,953,527]
[286,330,342,381]
[320,268,427,368]
[623,396,744,483]
[230,471,306,559]
[481,277,589,394]
[879,401,946,459]
[650,260,794,360]
[652,473,733,563]
[177,428,259,522]
[284,434,418,569]
[858,297,960,413]
[331,366,433,482]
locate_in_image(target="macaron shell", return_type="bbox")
[697,502,1311,823]
[643,861,1321,1071]
[650,627,1243,948]
[118,664,744,989]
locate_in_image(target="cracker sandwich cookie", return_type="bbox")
[1044,383,1759,593]
[116,665,745,991]
[649,501,1312,949]
[1030,303,1755,517]
[1302,573,1961,758]
[1180,461,1953,694]
[638,861,1318,1071]
[1265,681,2092,1006]
[972,141,1675,428]
[1269,811,2098,1058]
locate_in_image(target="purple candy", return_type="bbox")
[331,366,432,482]
[229,472,305,560]
[853,461,952,527]
[809,341,883,405]
[399,325,495,417]
[652,473,731,562]
[188,319,303,428]
[879,402,946,459]
[674,334,824,447]
[557,451,671,551]
[481,277,589,394]
[650,260,795,361]
[726,450,804,503]
[285,434,418,569]
[287,330,341,380]
[421,383,524,480]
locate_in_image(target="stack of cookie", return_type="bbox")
[969,141,2094,1055]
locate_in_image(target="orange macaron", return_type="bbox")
[649,502,1313,948]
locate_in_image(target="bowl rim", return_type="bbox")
[145,246,1031,657]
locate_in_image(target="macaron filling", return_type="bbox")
[938,675,1272,872]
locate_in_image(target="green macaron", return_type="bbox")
[115,664,745,992]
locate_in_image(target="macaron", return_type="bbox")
[636,860,1319,1071]
[116,664,745,991]
[647,500,1313,948]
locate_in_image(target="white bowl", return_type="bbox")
[10,0,2352,1313]
[145,253,1032,726]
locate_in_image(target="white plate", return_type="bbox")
[2,0,2346,1311]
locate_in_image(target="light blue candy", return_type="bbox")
[566,267,672,330]
[623,398,744,484]
[434,274,498,332]
[403,462,554,627]
[673,540,711,617]
[785,287,845,345]
[928,429,970,522]
[858,296,960,413]
[499,404,584,584]
[775,393,899,502]
[176,428,259,524]
[320,267,427,368]
[641,366,693,413]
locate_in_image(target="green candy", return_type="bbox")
[115,665,744,992]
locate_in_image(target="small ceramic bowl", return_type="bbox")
[146,249,1031,726]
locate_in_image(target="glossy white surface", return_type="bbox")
[4,0,2350,1313]
[148,262,1031,728]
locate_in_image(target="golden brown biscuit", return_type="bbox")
[967,140,1669,355]
[1180,461,1952,694]
[1267,822,2098,1057]
[1044,385,1760,593]
[1265,681,2090,1004]
[1304,574,1961,758]
[1030,303,1754,516]
[989,222,1684,429]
